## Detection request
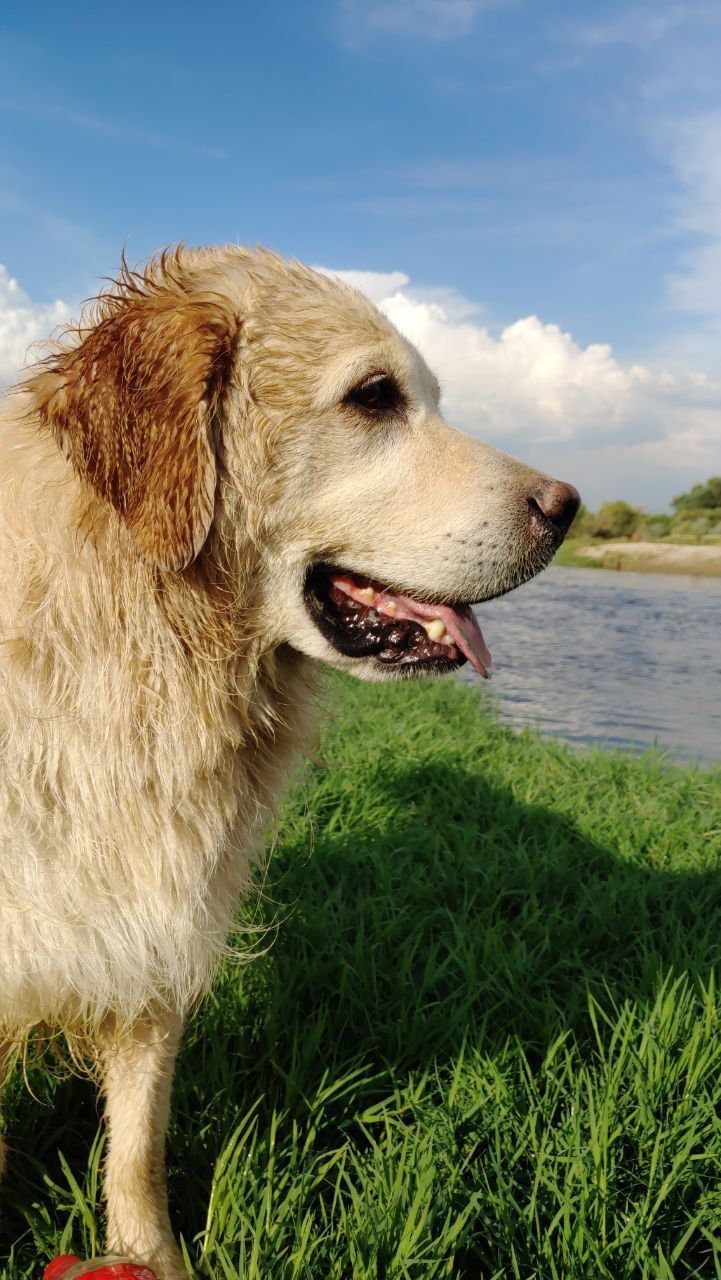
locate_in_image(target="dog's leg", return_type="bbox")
[98,1012,188,1280]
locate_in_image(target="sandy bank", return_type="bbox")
[578,541,721,577]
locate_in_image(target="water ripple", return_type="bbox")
[463,565,721,765]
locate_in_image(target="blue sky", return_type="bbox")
[2,0,721,508]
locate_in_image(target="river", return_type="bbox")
[467,565,721,766]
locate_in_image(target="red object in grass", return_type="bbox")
[43,1257,159,1280]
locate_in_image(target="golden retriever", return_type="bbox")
[0,246,578,1277]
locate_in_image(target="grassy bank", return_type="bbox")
[3,676,721,1279]
[555,538,721,577]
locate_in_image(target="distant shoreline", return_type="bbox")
[558,540,721,578]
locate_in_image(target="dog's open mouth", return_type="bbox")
[304,564,492,677]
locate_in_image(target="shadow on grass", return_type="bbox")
[235,758,721,1075]
[3,751,721,1257]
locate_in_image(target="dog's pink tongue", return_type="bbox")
[446,606,492,679]
[393,593,493,679]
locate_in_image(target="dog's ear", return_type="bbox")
[31,257,239,571]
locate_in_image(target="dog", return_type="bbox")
[0,245,579,1277]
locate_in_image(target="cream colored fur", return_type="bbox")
[0,246,565,1277]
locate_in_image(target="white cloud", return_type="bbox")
[330,268,721,507]
[331,269,410,303]
[0,265,71,384]
[0,96,226,161]
[662,112,721,316]
[560,1,721,374]
[568,6,721,335]
[570,3,710,48]
[340,0,495,41]
[3,259,719,509]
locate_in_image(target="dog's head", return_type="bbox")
[30,246,579,681]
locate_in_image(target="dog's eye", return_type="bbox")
[346,375,404,415]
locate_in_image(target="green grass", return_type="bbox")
[3,675,721,1279]
[552,538,604,570]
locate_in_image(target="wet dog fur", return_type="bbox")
[0,246,576,1276]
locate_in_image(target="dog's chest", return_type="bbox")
[0,643,316,1031]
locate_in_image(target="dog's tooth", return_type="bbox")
[358,586,376,603]
[384,600,398,615]
[424,619,446,642]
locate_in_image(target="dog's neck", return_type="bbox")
[1,405,320,804]
[0,412,322,1030]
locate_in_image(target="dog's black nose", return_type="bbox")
[528,480,581,538]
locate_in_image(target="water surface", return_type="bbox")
[466,566,721,765]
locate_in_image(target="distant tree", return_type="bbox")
[672,476,721,511]
[587,500,642,540]
[639,513,671,539]
[670,508,721,543]
[571,502,593,535]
